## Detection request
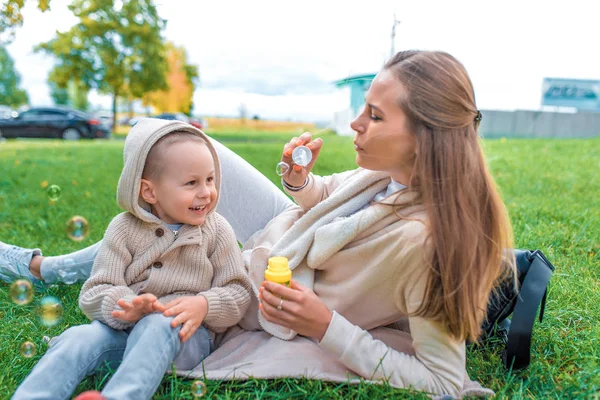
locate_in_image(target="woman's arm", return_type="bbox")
[283,169,359,211]
[319,312,465,397]
[259,279,464,397]
[259,218,464,396]
[279,132,360,211]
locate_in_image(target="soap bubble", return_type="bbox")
[47,185,62,201]
[36,296,63,327]
[191,380,207,397]
[57,258,78,284]
[292,145,312,167]
[10,279,34,305]
[20,341,37,358]
[275,162,290,176]
[66,216,89,241]
[42,335,51,344]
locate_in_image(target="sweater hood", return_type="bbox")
[116,118,221,224]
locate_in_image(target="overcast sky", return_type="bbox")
[5,0,599,121]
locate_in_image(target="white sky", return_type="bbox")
[5,0,600,122]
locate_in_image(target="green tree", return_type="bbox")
[49,80,69,106]
[0,0,51,42]
[68,80,89,111]
[0,46,28,107]
[37,0,168,128]
[48,68,90,110]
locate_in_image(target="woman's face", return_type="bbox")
[350,69,417,185]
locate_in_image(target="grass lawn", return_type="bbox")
[0,130,598,399]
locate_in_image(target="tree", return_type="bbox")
[142,42,198,115]
[0,46,28,107]
[0,0,51,42]
[36,0,168,128]
[49,80,69,105]
[48,61,92,111]
[49,79,88,110]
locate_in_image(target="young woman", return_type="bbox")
[2,50,514,397]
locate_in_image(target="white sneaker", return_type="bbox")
[0,241,43,284]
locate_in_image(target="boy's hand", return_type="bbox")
[156,295,209,343]
[112,293,160,323]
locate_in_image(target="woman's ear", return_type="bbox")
[140,179,157,204]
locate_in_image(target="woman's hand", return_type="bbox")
[281,132,323,187]
[154,295,209,343]
[258,280,332,341]
[112,293,159,323]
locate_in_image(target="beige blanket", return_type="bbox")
[179,324,494,399]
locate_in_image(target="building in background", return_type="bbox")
[332,74,600,138]
[332,73,375,136]
[480,78,600,138]
[541,78,600,111]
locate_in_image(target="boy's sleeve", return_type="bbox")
[78,213,138,330]
[200,214,252,332]
[283,169,359,211]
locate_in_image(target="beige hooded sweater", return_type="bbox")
[79,118,251,332]
[183,168,484,398]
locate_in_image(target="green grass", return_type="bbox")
[0,132,599,399]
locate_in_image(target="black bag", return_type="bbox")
[481,249,555,370]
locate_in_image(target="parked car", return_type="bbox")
[0,107,111,140]
[117,116,143,127]
[0,105,17,119]
[153,113,207,130]
[94,111,114,130]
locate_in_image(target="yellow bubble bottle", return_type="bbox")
[265,256,292,287]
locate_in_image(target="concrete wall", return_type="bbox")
[479,109,600,138]
[333,108,600,138]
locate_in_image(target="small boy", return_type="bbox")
[13,118,252,400]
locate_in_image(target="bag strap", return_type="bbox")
[503,250,554,370]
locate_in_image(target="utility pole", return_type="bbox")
[390,13,401,58]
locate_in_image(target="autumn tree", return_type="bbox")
[0,0,51,42]
[36,0,168,128]
[0,46,28,107]
[142,42,198,115]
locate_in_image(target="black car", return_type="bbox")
[0,107,111,140]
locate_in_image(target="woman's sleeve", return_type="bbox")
[318,312,465,397]
[78,213,137,330]
[318,223,465,397]
[283,169,358,211]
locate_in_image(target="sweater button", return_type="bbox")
[155,228,164,237]
[153,261,163,268]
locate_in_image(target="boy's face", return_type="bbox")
[141,140,217,225]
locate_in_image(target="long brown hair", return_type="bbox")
[385,51,516,342]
